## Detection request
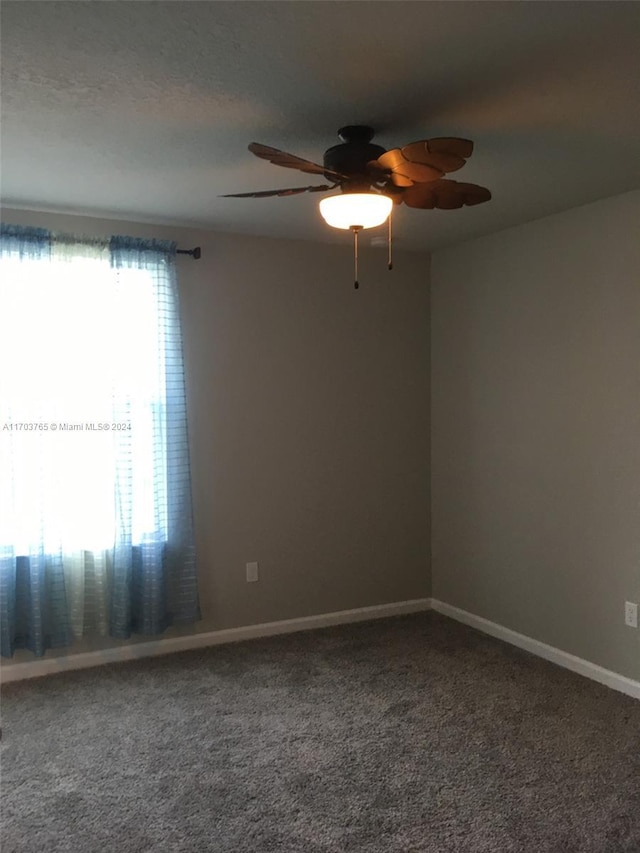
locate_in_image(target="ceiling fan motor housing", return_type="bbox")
[323,126,386,191]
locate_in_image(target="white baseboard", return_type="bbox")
[431,599,640,701]
[0,597,433,683]
[4,597,639,701]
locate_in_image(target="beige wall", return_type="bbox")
[431,191,640,681]
[10,190,638,682]
[3,208,431,659]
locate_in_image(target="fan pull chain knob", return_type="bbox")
[388,211,393,271]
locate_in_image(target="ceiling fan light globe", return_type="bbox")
[319,193,392,230]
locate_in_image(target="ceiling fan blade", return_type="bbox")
[372,148,443,185]
[426,137,474,158]
[373,138,474,184]
[388,172,415,188]
[401,140,468,174]
[402,179,491,209]
[220,184,334,198]
[450,181,492,205]
[248,143,345,180]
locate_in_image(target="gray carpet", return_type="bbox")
[1,612,639,852]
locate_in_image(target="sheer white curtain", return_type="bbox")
[0,226,199,656]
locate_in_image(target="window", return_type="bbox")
[0,227,199,656]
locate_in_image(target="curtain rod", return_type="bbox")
[176,246,201,260]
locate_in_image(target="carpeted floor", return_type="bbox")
[1,612,639,852]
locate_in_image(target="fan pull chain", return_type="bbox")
[388,210,393,271]
[352,226,362,289]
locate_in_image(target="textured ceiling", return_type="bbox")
[2,1,639,251]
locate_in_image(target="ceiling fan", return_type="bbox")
[221,126,491,287]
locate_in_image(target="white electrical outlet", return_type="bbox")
[246,561,259,583]
[624,601,638,628]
